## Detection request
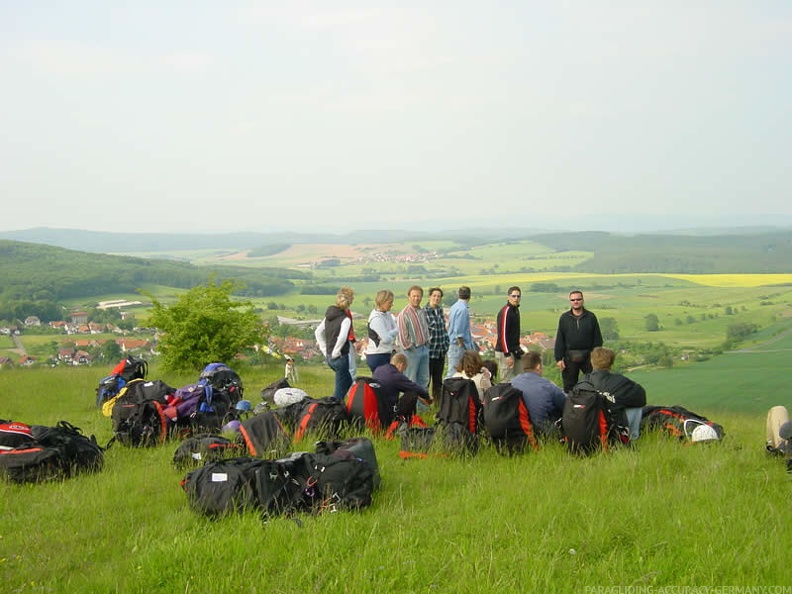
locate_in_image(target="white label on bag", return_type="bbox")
[211,473,228,482]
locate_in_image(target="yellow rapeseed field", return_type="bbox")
[663,273,792,287]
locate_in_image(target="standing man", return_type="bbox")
[396,285,431,389]
[424,287,449,402]
[554,290,603,393]
[495,286,524,382]
[446,286,474,377]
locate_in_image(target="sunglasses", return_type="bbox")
[570,298,583,302]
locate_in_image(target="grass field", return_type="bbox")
[2,353,791,592]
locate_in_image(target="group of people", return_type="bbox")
[314,285,647,441]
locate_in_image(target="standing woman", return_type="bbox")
[364,289,399,372]
[315,290,353,401]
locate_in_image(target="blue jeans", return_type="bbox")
[446,343,464,378]
[366,352,392,373]
[327,355,353,401]
[404,345,430,389]
[625,407,643,441]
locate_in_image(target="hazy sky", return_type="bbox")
[1,1,790,234]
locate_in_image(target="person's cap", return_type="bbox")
[691,424,719,443]
[235,399,252,412]
[779,420,792,441]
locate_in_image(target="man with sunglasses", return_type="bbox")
[495,286,524,382]
[554,290,603,393]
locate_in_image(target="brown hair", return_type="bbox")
[407,285,424,298]
[590,346,615,370]
[523,351,542,371]
[391,352,408,368]
[456,350,484,377]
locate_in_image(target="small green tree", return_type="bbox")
[599,316,620,341]
[147,279,265,372]
[644,313,660,332]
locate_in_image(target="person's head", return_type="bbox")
[391,352,408,373]
[569,290,585,312]
[407,285,424,308]
[339,286,355,306]
[375,290,395,311]
[456,349,484,377]
[427,287,443,308]
[524,351,542,374]
[481,359,498,381]
[507,286,522,307]
[335,290,351,310]
[458,286,471,301]
[590,346,615,371]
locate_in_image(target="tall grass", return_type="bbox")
[1,364,790,592]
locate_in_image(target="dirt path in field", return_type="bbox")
[730,326,792,353]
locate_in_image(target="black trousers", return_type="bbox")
[428,356,445,401]
[561,357,593,393]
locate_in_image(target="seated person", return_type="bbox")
[449,350,492,400]
[372,353,431,422]
[585,346,647,441]
[510,352,566,438]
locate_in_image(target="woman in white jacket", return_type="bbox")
[364,289,399,372]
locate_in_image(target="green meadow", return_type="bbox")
[2,349,791,592]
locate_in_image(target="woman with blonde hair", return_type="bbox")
[364,289,399,372]
[315,290,353,400]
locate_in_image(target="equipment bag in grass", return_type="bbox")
[399,426,440,459]
[111,379,172,447]
[315,436,381,490]
[641,405,725,443]
[0,421,104,483]
[238,411,291,458]
[173,434,244,469]
[304,452,375,512]
[481,383,539,455]
[292,397,350,442]
[345,377,393,434]
[181,457,266,517]
[436,377,482,456]
[0,420,35,450]
[562,380,629,455]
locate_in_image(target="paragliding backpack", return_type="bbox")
[238,411,291,459]
[481,383,539,455]
[436,377,482,456]
[345,377,393,434]
[111,378,174,447]
[315,436,381,491]
[95,355,148,408]
[562,379,630,455]
[641,405,725,442]
[172,434,244,469]
[292,397,350,442]
[261,377,290,405]
[0,421,104,483]
[182,363,244,430]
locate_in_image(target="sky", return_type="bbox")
[1,1,790,235]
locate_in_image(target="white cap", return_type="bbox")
[691,424,719,443]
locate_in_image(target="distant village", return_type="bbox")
[1,300,557,369]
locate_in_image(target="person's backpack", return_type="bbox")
[181,457,266,516]
[562,379,630,455]
[261,378,290,404]
[345,377,393,434]
[111,378,173,447]
[293,397,350,442]
[238,411,291,458]
[315,436,381,490]
[641,405,725,443]
[0,421,104,483]
[481,383,539,455]
[168,382,233,436]
[95,355,148,408]
[173,434,244,469]
[0,420,35,450]
[436,377,482,456]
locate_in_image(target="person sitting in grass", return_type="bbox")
[511,351,567,438]
[448,349,492,401]
[584,346,647,441]
[373,353,431,422]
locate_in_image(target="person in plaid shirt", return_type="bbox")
[424,287,449,402]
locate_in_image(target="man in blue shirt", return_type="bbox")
[446,286,474,377]
[511,352,566,438]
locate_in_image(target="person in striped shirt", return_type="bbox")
[396,285,431,389]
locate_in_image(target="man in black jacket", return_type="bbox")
[554,290,603,392]
[495,286,524,382]
[584,346,647,441]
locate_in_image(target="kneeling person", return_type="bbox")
[373,353,431,422]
